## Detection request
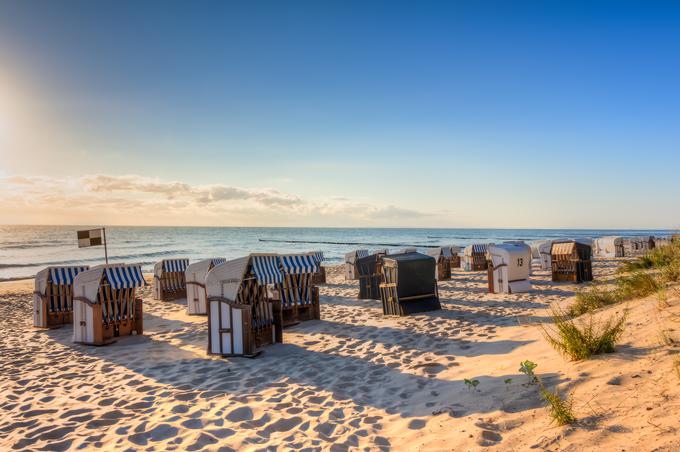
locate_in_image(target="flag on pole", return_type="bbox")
[77,228,104,248]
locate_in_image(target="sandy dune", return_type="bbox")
[1,260,679,451]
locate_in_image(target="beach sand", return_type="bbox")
[1,260,679,451]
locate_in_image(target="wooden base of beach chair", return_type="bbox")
[35,298,72,328]
[34,279,77,328]
[551,266,593,283]
[312,267,326,285]
[450,255,461,269]
[275,286,320,330]
[76,298,143,346]
[551,260,593,283]
[436,259,452,280]
[208,297,276,357]
[358,275,381,300]
[380,284,441,316]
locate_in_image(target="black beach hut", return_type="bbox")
[379,252,440,316]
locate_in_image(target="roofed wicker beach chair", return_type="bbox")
[185,258,226,315]
[275,253,320,328]
[551,240,593,283]
[593,236,624,258]
[72,264,145,345]
[625,236,655,256]
[205,254,279,357]
[449,245,462,268]
[34,265,89,328]
[153,258,189,300]
[310,251,326,285]
[380,252,440,316]
[486,243,532,294]
[426,247,453,280]
[356,253,383,300]
[462,243,492,271]
[344,249,369,280]
[532,240,553,270]
[653,236,672,248]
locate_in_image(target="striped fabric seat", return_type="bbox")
[252,255,283,284]
[50,266,88,285]
[163,259,189,273]
[105,265,145,289]
[357,249,369,258]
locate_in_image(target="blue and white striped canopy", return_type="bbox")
[251,255,283,284]
[50,266,89,285]
[471,244,488,254]
[210,258,226,267]
[357,249,369,258]
[105,265,145,289]
[163,258,189,273]
[311,251,324,264]
[279,254,319,275]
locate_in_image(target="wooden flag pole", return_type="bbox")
[103,227,109,265]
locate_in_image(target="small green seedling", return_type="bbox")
[519,360,538,384]
[504,378,512,390]
[464,378,480,391]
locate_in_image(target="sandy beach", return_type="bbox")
[1,260,679,451]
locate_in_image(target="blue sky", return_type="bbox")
[1,1,679,227]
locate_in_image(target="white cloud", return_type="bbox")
[0,174,433,226]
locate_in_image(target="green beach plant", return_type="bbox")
[464,378,480,391]
[540,386,576,426]
[517,360,576,425]
[519,360,538,384]
[540,305,628,361]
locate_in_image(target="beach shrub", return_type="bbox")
[540,306,628,361]
[541,387,576,426]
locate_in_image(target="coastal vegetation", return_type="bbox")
[540,306,627,361]
[569,238,680,317]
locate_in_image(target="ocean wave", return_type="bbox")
[0,249,187,270]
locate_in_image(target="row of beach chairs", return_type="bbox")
[33,237,671,357]
[34,264,146,345]
[32,252,325,357]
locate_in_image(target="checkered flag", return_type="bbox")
[77,228,104,248]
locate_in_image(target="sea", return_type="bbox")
[0,225,674,281]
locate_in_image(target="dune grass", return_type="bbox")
[569,239,680,317]
[541,387,576,426]
[618,242,679,273]
[569,272,658,317]
[541,306,627,361]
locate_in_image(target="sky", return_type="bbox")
[1,0,679,228]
